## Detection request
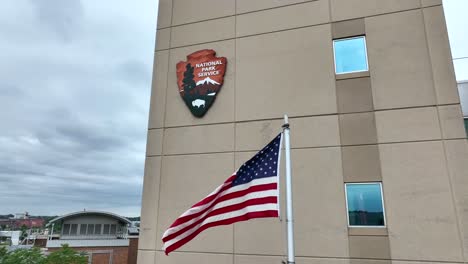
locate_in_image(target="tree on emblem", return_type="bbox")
[182,63,196,91]
[176,49,227,118]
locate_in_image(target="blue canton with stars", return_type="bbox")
[232,133,282,186]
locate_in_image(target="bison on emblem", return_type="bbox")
[176,49,227,117]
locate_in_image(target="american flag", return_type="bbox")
[162,133,283,255]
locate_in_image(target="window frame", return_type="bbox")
[79,224,87,235]
[95,224,102,235]
[464,118,468,137]
[70,224,78,235]
[344,182,387,228]
[62,224,71,235]
[333,36,369,75]
[103,224,110,235]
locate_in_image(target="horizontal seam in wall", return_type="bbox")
[156,0,318,30]
[155,1,438,31]
[146,138,465,158]
[421,4,443,8]
[155,6,435,49]
[147,103,462,131]
[149,114,337,130]
[374,103,460,112]
[336,74,370,81]
[157,15,236,30]
[348,234,389,237]
[147,145,341,158]
[156,37,236,52]
[148,249,464,263]
[155,7,428,50]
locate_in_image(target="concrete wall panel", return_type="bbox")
[163,123,234,155]
[148,51,169,129]
[146,129,163,156]
[375,107,441,143]
[235,115,340,152]
[366,10,436,110]
[156,251,233,264]
[380,141,463,261]
[331,0,420,21]
[136,250,156,264]
[139,157,162,250]
[438,105,466,139]
[172,0,235,26]
[157,153,234,253]
[236,0,304,14]
[236,1,329,37]
[444,140,468,261]
[156,28,170,51]
[236,25,336,121]
[171,17,235,48]
[423,6,460,104]
[157,0,172,29]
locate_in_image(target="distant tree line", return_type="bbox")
[0,244,87,264]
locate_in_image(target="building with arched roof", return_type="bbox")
[42,210,138,264]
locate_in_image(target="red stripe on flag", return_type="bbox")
[167,182,277,229]
[162,196,277,243]
[164,210,279,255]
[191,175,236,207]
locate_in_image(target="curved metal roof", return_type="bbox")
[46,210,132,227]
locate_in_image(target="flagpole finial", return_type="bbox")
[282,114,290,129]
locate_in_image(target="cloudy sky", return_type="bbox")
[0,1,466,218]
[444,0,468,81]
[0,0,157,217]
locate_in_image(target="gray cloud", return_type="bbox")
[29,0,84,42]
[0,0,157,217]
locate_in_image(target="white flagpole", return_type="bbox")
[282,114,295,264]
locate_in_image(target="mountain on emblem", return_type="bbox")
[196,77,220,86]
[176,49,227,117]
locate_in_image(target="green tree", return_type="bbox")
[19,224,28,241]
[182,63,196,91]
[0,247,45,264]
[0,246,7,259]
[44,244,87,264]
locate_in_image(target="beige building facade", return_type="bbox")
[139,0,468,263]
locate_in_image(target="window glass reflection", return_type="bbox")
[334,36,369,74]
[346,183,385,226]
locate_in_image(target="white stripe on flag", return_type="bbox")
[163,203,278,250]
[171,177,277,221]
[163,189,278,238]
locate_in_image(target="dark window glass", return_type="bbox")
[87,224,95,235]
[464,119,468,137]
[95,224,102,235]
[80,224,87,235]
[110,224,116,235]
[103,224,110,235]
[70,224,78,235]
[333,36,368,74]
[62,224,70,235]
[346,183,385,226]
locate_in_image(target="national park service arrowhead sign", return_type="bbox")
[176,49,227,117]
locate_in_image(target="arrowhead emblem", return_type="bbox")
[176,49,227,117]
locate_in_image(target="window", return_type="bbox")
[464,119,468,137]
[103,224,110,235]
[110,224,116,235]
[95,224,102,235]
[80,224,87,235]
[345,183,385,227]
[333,36,369,74]
[88,224,95,235]
[62,224,70,235]
[70,224,78,235]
